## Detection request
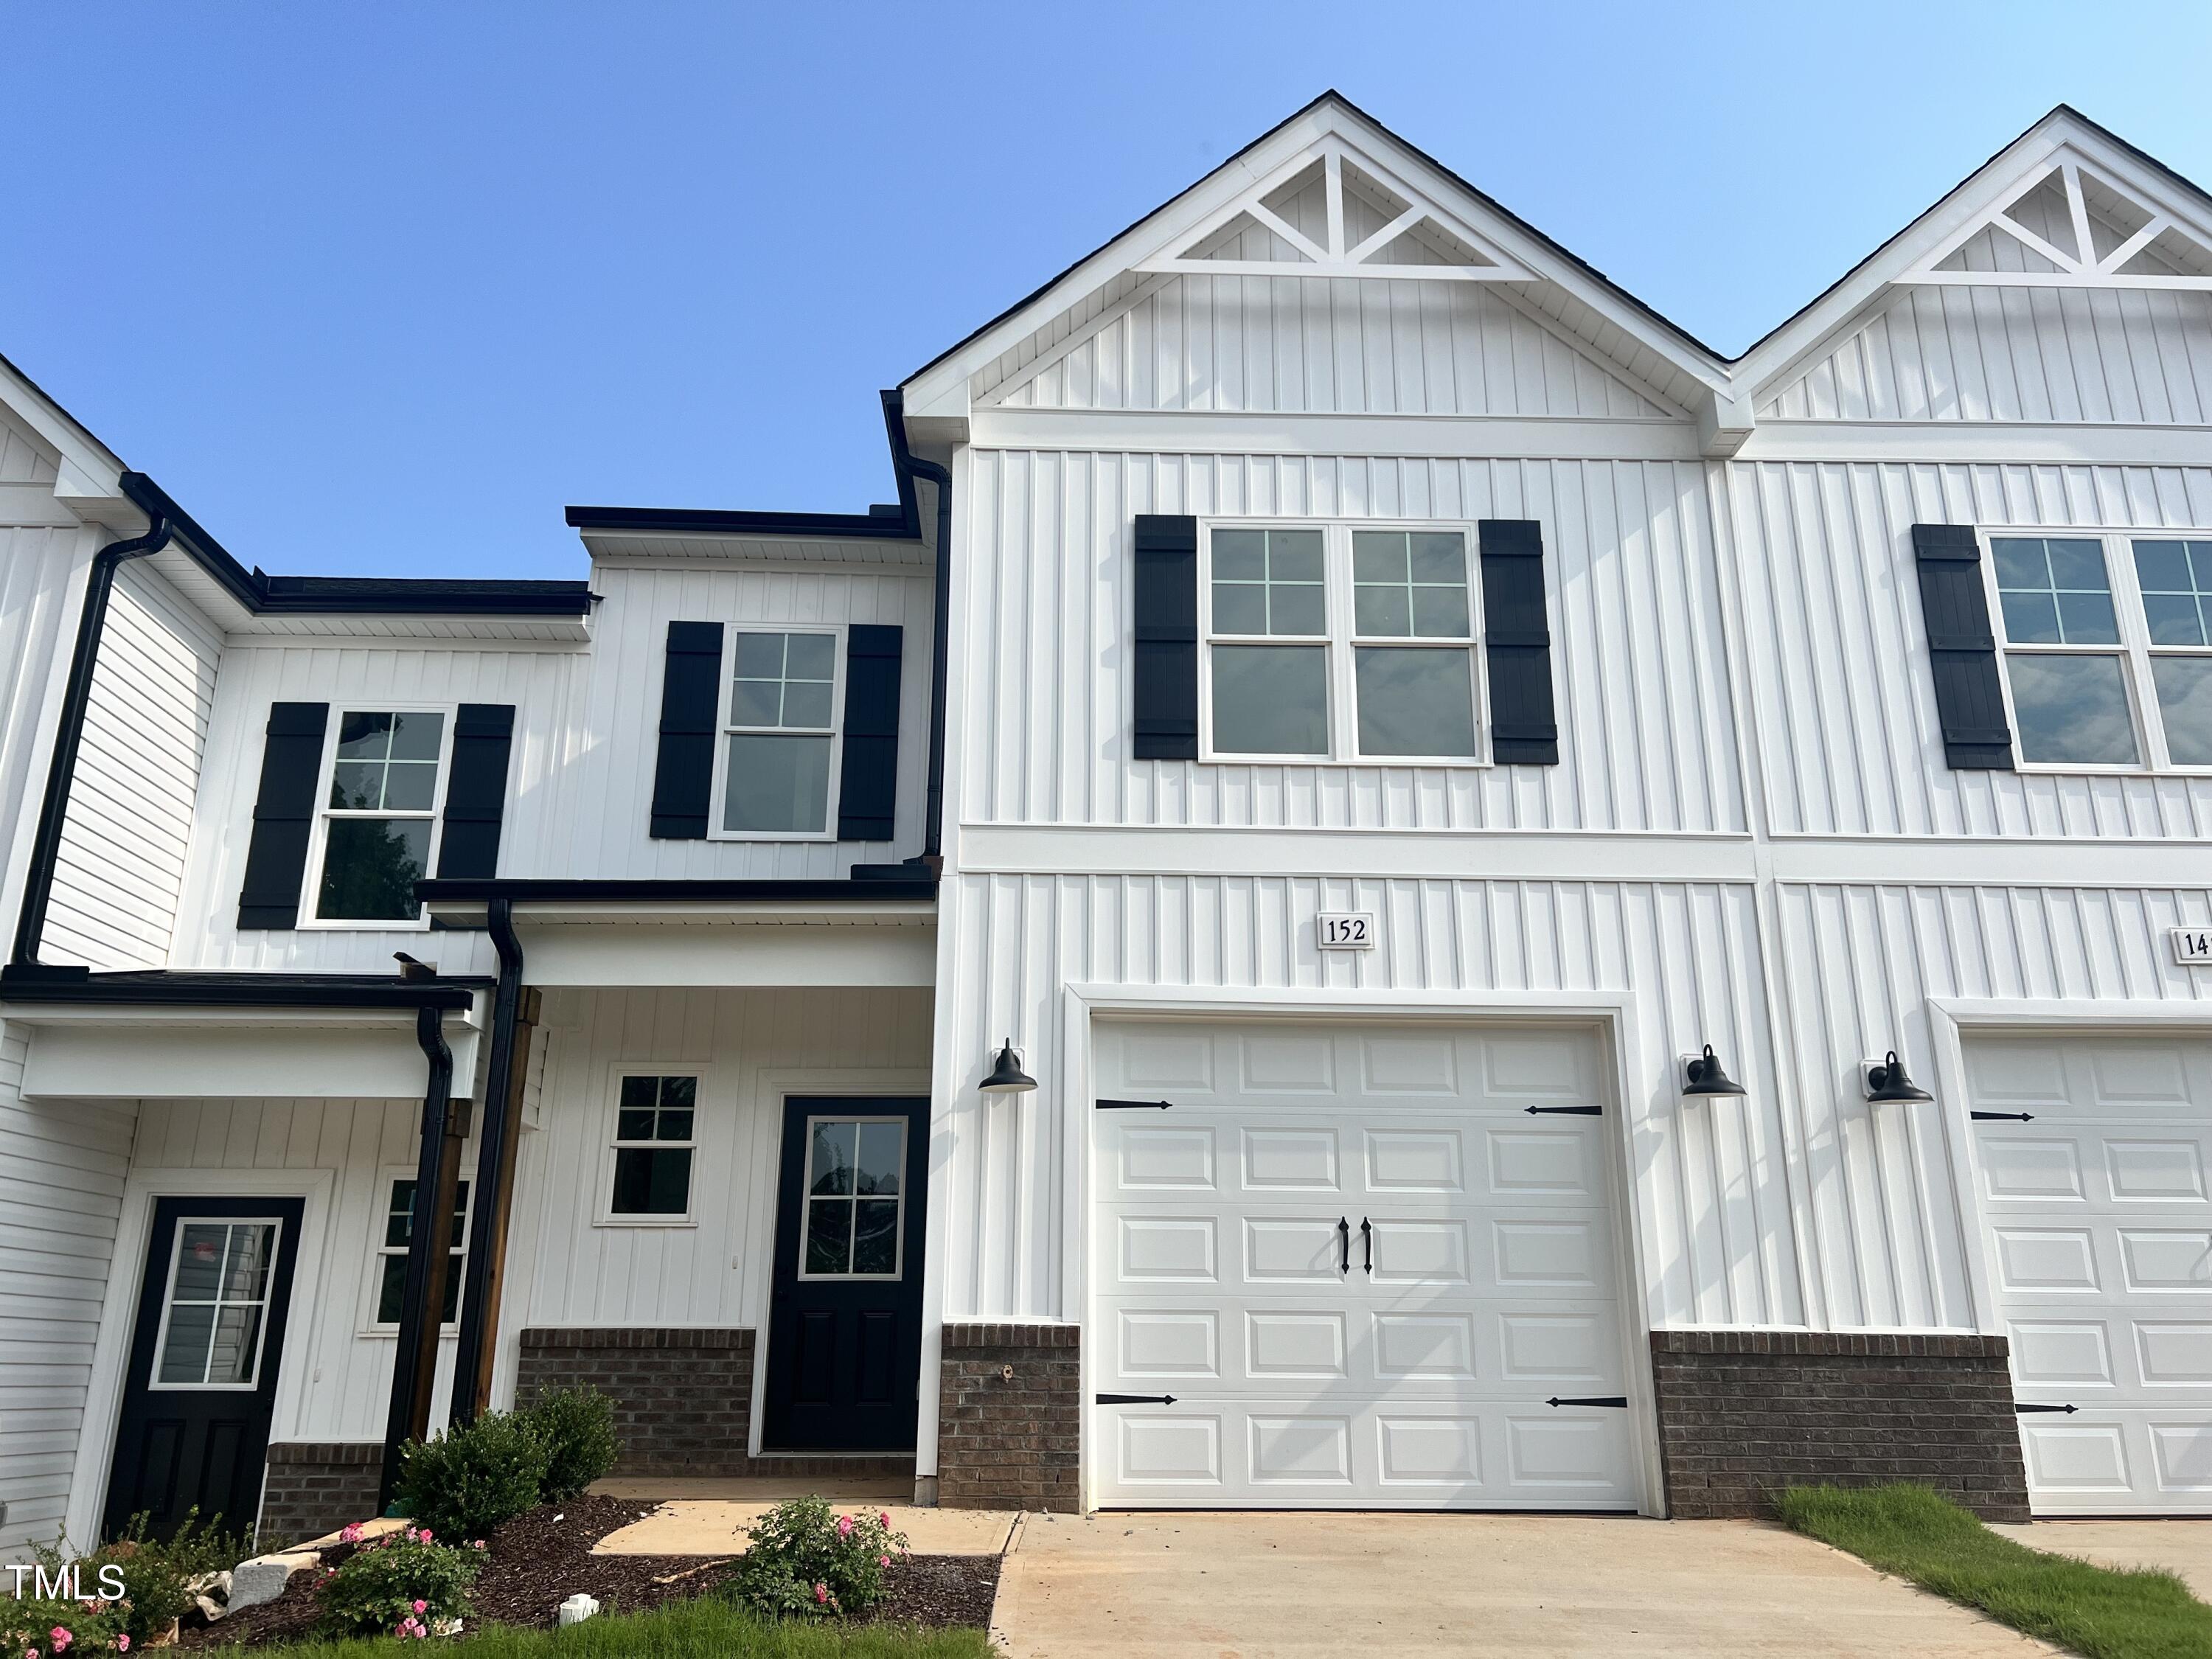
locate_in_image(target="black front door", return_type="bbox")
[103,1197,305,1541]
[762,1097,928,1450]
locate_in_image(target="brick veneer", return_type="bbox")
[515,1327,757,1475]
[259,1442,383,1547]
[1649,1330,2030,1522]
[936,1323,1079,1513]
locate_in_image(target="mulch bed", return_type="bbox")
[177,1493,997,1644]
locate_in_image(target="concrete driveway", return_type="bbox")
[1992,1519,2212,1599]
[991,1512,2061,1658]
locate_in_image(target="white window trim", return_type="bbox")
[146,1215,286,1393]
[1197,518,1494,768]
[597,1066,704,1228]
[793,1111,910,1282]
[707,625,846,841]
[298,702,456,931]
[1978,526,2212,776]
[361,1165,473,1338]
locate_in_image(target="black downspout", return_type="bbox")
[11,512,175,967]
[448,897,524,1425]
[381,1004,462,1509]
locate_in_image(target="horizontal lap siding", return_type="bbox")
[46,565,222,970]
[934,872,1803,1335]
[507,987,933,1336]
[1759,270,2212,423]
[964,451,1741,835]
[988,274,1670,417]
[1731,459,2212,838]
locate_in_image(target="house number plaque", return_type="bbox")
[2171,926,2212,966]
[1318,911,1377,950]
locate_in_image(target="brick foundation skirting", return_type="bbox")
[516,1327,759,1476]
[936,1323,1079,1513]
[259,1442,383,1548]
[1649,1330,2031,1523]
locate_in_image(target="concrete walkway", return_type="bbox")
[991,1512,2062,1658]
[587,1481,1015,1557]
[1992,1519,2212,1600]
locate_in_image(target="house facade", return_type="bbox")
[1,93,2210,1548]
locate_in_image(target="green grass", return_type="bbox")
[234,1596,992,1659]
[1775,1483,2212,1659]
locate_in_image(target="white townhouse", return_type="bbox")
[1,92,2211,1548]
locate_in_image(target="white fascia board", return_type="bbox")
[1735,420,2212,467]
[971,407,1699,462]
[517,919,936,988]
[0,358,128,524]
[19,1018,481,1100]
[904,98,1726,417]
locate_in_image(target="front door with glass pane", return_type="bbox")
[761,1099,928,1451]
[104,1197,305,1540]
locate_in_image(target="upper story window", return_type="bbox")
[1989,534,2212,770]
[715,630,841,837]
[1204,523,1484,762]
[313,710,448,923]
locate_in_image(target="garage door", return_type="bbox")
[1969,1034,2212,1514]
[1091,1020,1641,1509]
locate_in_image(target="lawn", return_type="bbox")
[1775,1484,2212,1659]
[216,1596,993,1659]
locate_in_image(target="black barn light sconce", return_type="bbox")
[1861,1051,1935,1104]
[981,1037,1037,1094]
[1680,1044,1747,1098]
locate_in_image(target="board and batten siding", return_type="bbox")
[0,1024,134,1552]
[929,871,1805,1335]
[46,563,223,971]
[1758,265,2212,424]
[987,274,1673,418]
[1728,459,2212,840]
[501,986,932,1344]
[961,450,1743,836]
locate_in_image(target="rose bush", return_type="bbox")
[314,1527,484,1639]
[721,1497,908,1618]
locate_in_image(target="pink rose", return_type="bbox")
[879,1511,891,1526]
[27,1646,39,1659]
[813,1583,828,1605]
[836,1515,854,1538]
[412,1601,427,1615]
[50,1632,71,1652]
[116,1641,128,1655]
[341,1523,364,1544]
[418,1529,432,1543]
[879,1554,891,1567]
[472,1540,486,1551]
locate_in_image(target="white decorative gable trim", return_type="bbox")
[1902,147,2212,290]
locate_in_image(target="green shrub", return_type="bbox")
[393,1408,549,1540]
[315,1526,484,1638]
[520,1384,619,1502]
[721,1496,908,1618]
[0,1576,130,1658]
[7,1510,256,1652]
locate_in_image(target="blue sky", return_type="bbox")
[4,1,2210,580]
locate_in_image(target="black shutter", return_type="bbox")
[1478,520,1560,765]
[237,701,330,929]
[836,624,903,841]
[1912,524,2014,770]
[1133,515,1199,760]
[435,703,517,878]
[650,621,724,838]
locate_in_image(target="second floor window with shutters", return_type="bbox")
[310,710,448,923]
[714,630,842,836]
[1203,523,1486,762]
[1988,532,2212,770]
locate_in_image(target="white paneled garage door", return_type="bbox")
[1969,1034,2212,1514]
[1090,1019,1641,1509]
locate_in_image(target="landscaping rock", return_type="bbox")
[227,1553,317,1614]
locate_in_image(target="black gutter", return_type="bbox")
[381,1004,465,1509]
[564,504,920,540]
[417,876,936,905]
[114,473,594,618]
[448,897,524,1425]
[0,965,479,1009]
[11,512,175,967]
[883,390,953,863]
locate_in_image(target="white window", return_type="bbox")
[370,1173,470,1330]
[1986,532,2212,771]
[150,1218,282,1390]
[1203,523,1486,763]
[713,630,842,837]
[310,709,450,924]
[799,1116,907,1279]
[606,1073,698,1221]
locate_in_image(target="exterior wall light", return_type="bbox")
[1861,1051,1935,1104]
[981,1037,1037,1094]
[1680,1044,1747,1097]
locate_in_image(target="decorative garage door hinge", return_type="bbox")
[2015,1402,2078,1413]
[1971,1110,2036,1121]
[1096,1392,1178,1405]
[1096,1098,1175,1111]
[1545,1395,1630,1408]
[1525,1104,1603,1116]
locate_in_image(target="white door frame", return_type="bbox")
[68,1166,337,1552]
[1060,983,1664,1516]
